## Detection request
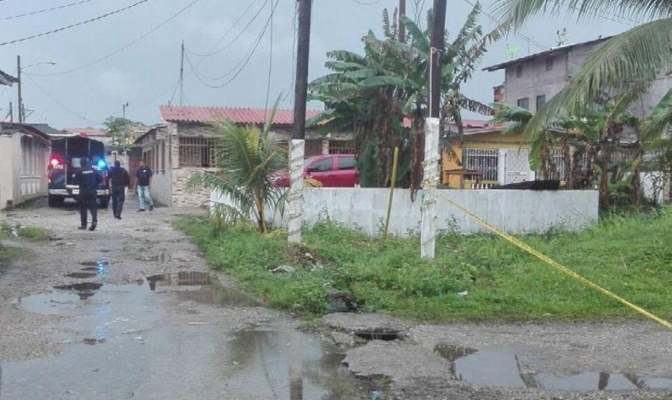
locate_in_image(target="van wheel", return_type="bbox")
[48,195,64,207]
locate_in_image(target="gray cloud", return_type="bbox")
[0,0,635,128]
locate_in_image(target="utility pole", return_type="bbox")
[17,55,23,123]
[288,0,313,245]
[398,0,406,42]
[421,0,446,259]
[122,102,129,119]
[429,0,446,118]
[9,102,13,123]
[180,40,185,106]
[292,0,312,141]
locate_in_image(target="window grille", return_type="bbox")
[463,148,499,182]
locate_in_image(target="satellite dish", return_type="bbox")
[506,44,521,59]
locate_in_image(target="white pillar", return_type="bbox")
[421,118,440,259]
[288,139,305,244]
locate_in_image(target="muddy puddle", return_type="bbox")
[7,277,374,399]
[434,344,672,391]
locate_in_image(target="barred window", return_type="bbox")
[328,140,356,155]
[179,138,219,168]
[305,139,322,156]
[463,148,499,182]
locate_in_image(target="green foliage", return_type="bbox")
[103,117,136,152]
[0,222,50,241]
[309,4,505,192]
[188,98,287,233]
[177,208,672,322]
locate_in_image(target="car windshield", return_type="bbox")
[304,157,317,168]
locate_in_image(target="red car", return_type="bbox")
[272,154,359,187]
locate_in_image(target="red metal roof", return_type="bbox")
[159,105,323,125]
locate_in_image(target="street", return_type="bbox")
[0,197,370,400]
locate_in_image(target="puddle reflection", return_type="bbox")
[434,344,672,391]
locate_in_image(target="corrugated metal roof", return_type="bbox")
[159,105,323,125]
[483,36,612,72]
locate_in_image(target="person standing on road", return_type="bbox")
[108,160,130,220]
[135,160,154,212]
[72,157,101,231]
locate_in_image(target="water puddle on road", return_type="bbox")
[8,274,375,399]
[434,344,672,391]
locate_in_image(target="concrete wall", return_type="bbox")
[0,132,48,210]
[211,188,599,236]
[0,133,20,209]
[504,53,569,111]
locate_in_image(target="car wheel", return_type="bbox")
[48,195,64,207]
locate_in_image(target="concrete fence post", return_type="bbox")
[288,140,305,244]
[421,118,440,259]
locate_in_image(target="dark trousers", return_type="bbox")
[111,185,126,217]
[79,193,98,227]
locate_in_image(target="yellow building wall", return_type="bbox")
[441,131,531,188]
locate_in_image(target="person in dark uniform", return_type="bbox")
[108,160,130,220]
[72,157,101,231]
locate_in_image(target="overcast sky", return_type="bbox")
[0,0,637,129]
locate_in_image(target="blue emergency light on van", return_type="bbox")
[97,159,107,168]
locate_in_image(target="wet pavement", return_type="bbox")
[2,277,371,400]
[0,199,372,400]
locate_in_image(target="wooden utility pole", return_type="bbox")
[288,0,313,245]
[292,0,312,140]
[398,0,406,42]
[429,0,446,118]
[180,40,185,106]
[17,55,23,123]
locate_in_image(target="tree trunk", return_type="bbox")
[562,138,572,189]
[598,145,610,210]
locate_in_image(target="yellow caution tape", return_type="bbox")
[439,193,672,330]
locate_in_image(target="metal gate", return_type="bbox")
[504,149,533,184]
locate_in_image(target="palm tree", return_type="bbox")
[495,0,672,136]
[189,100,286,233]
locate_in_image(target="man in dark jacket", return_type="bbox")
[108,160,130,220]
[135,160,154,212]
[72,157,101,231]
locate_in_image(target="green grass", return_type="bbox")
[175,208,672,322]
[0,222,51,241]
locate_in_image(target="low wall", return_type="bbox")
[211,188,599,237]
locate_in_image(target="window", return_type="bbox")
[536,95,546,111]
[328,140,356,154]
[463,148,499,182]
[338,156,356,170]
[305,139,323,156]
[517,97,529,110]
[308,158,333,172]
[179,138,220,168]
[516,65,523,78]
[545,58,553,71]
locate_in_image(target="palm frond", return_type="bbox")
[640,89,672,140]
[494,0,672,27]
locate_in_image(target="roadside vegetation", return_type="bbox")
[177,207,672,322]
[1,221,51,241]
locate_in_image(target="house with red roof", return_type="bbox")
[133,105,354,207]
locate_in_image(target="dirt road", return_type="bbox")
[1,198,671,400]
[0,198,370,400]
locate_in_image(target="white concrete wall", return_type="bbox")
[211,188,599,236]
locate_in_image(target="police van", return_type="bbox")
[47,135,110,208]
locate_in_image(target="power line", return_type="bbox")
[263,0,274,117]
[25,75,102,125]
[185,0,268,59]
[186,0,279,90]
[287,1,299,104]
[0,0,153,47]
[135,1,267,111]
[30,0,203,77]
[0,0,103,22]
